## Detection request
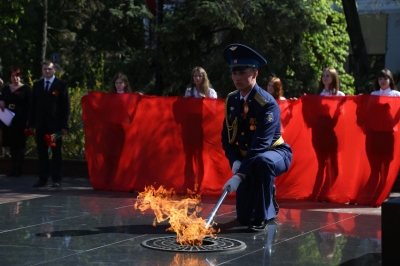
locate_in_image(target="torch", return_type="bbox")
[204,187,231,228]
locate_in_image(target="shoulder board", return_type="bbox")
[254,92,268,106]
[227,90,237,97]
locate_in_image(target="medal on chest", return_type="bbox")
[241,101,249,119]
[250,118,257,130]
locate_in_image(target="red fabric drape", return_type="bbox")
[81,92,400,207]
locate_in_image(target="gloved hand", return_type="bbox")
[222,175,242,194]
[231,160,241,175]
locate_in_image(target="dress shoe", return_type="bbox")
[248,220,268,232]
[272,185,279,215]
[32,180,47,187]
[51,182,61,187]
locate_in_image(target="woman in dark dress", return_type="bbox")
[0,68,31,176]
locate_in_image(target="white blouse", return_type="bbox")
[371,88,400,97]
[184,87,217,98]
[320,89,345,96]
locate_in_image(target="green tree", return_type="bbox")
[0,0,152,89]
[0,0,32,76]
[303,0,354,95]
[154,0,354,97]
[42,0,152,89]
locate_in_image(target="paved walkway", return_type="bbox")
[1,173,399,265]
[0,175,136,204]
[2,173,398,214]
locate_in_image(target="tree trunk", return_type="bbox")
[154,0,164,95]
[34,0,48,79]
[342,0,370,93]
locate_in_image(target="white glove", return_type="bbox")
[231,160,241,175]
[222,175,242,194]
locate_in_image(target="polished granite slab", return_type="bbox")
[0,193,382,266]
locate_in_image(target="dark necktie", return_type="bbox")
[240,98,244,113]
[45,81,50,92]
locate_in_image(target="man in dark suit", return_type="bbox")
[28,60,70,187]
[221,44,292,231]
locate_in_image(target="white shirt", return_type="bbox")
[44,76,55,90]
[371,88,400,97]
[240,89,253,101]
[320,89,345,96]
[184,87,217,98]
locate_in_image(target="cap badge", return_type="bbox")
[230,46,237,51]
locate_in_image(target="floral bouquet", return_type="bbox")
[44,132,61,147]
[43,121,83,148]
[23,121,83,148]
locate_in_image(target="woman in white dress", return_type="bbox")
[184,67,217,98]
[318,67,345,96]
[362,69,400,204]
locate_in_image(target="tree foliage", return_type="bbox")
[0,0,354,97]
[0,0,358,159]
[0,0,152,88]
[155,0,354,97]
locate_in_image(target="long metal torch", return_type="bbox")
[205,187,230,228]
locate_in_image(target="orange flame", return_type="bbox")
[134,185,218,246]
[170,254,215,266]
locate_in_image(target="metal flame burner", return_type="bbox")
[142,236,246,253]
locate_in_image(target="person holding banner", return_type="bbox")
[371,69,400,96]
[0,68,31,176]
[184,67,217,98]
[221,44,292,231]
[318,67,345,96]
[266,77,286,100]
[109,73,132,94]
[358,68,400,205]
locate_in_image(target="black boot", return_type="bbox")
[273,185,279,215]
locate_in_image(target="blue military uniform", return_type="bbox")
[221,44,292,227]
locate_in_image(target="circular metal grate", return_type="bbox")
[141,236,246,253]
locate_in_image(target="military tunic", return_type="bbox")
[222,84,292,225]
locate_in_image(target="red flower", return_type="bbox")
[44,133,60,147]
[42,121,83,148]
[24,129,34,136]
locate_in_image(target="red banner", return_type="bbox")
[82,92,400,207]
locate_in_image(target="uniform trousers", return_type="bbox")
[236,144,292,225]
